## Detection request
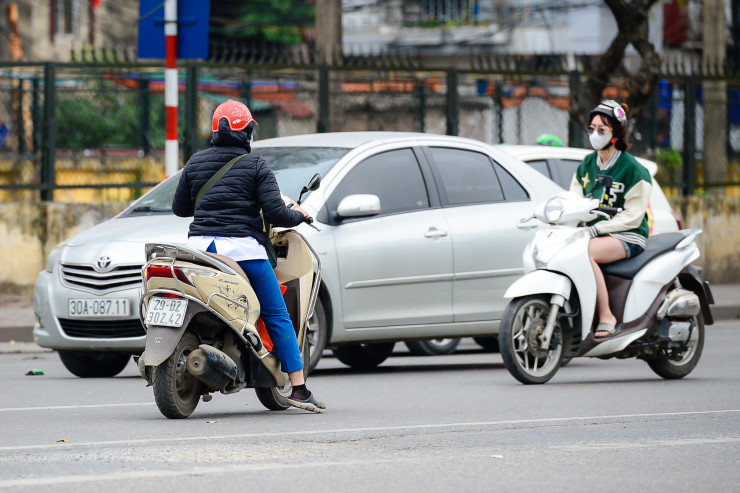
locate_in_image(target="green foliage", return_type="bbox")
[656,147,683,172]
[56,76,166,150]
[233,0,314,45]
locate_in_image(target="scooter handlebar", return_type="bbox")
[596,206,622,216]
[304,216,320,231]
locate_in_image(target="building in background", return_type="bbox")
[0,0,137,62]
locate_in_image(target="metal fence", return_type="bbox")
[1,60,739,202]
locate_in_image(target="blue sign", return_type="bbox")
[0,123,7,149]
[138,0,211,60]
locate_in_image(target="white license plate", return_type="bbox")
[145,297,188,328]
[68,298,130,318]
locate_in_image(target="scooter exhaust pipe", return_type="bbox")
[657,289,701,319]
[186,344,238,392]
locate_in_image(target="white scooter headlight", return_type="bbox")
[543,197,565,223]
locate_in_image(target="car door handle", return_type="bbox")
[424,227,448,238]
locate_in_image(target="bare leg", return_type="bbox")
[288,370,304,387]
[588,237,627,336]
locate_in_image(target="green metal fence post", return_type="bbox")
[184,65,199,160]
[568,71,582,148]
[446,69,459,136]
[32,77,40,154]
[41,63,56,202]
[494,80,503,144]
[240,75,252,107]
[16,79,26,155]
[317,65,330,133]
[416,81,426,133]
[682,77,696,196]
[138,76,151,156]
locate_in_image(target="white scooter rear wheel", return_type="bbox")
[499,295,564,384]
[647,313,705,379]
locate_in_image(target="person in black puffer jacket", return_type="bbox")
[172,99,325,413]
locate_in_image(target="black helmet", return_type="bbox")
[589,100,627,128]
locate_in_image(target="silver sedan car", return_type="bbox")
[34,132,562,376]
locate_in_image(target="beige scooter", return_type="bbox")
[138,175,321,419]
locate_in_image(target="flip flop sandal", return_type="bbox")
[595,323,617,338]
[287,392,326,414]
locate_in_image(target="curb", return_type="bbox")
[711,306,740,323]
[0,342,52,354]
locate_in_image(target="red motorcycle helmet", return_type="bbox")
[211,99,258,133]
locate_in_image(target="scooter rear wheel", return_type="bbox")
[499,295,564,384]
[152,330,204,419]
[647,314,705,379]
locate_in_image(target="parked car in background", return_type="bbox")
[496,145,682,235]
[34,132,563,377]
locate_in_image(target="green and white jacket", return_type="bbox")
[569,150,652,248]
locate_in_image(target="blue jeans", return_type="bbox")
[206,242,303,373]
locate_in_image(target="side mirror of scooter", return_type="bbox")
[297,173,321,205]
[588,174,613,199]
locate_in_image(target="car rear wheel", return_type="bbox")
[404,338,460,356]
[333,342,395,369]
[58,350,132,378]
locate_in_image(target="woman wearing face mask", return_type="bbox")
[569,100,652,338]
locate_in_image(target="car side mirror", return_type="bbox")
[336,194,381,218]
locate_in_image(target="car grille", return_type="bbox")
[60,263,142,293]
[58,318,146,339]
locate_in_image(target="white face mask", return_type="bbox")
[589,131,612,150]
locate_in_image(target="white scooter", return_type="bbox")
[499,182,714,384]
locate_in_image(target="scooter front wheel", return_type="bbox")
[499,295,563,384]
[152,330,204,419]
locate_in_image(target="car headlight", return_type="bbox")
[543,197,565,223]
[45,241,66,273]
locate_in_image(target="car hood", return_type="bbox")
[65,214,191,249]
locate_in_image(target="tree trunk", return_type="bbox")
[702,0,728,196]
[570,0,661,133]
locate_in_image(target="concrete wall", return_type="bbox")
[1,197,738,296]
[671,196,740,284]
[0,202,128,295]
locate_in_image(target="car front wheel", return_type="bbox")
[306,296,329,373]
[58,350,132,378]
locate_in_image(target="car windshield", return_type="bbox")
[122,146,349,216]
[257,146,349,199]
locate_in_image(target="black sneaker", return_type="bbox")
[287,392,326,414]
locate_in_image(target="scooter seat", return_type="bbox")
[602,232,689,279]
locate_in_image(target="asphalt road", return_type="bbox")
[1,322,738,492]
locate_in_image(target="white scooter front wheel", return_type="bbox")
[499,295,565,384]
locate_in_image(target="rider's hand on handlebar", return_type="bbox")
[293,205,310,219]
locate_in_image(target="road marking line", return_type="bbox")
[0,458,416,488]
[0,402,154,412]
[552,436,740,451]
[0,409,737,452]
